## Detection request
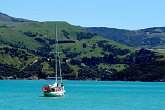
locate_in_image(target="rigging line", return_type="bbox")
[59,51,62,83]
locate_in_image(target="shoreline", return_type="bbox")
[1,77,165,82]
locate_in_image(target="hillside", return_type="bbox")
[0,12,34,22]
[86,27,165,48]
[0,12,165,81]
[0,20,137,79]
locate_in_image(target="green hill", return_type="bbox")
[86,27,165,48]
[0,12,164,81]
[0,20,136,79]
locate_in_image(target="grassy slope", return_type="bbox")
[0,21,135,75]
[87,27,165,48]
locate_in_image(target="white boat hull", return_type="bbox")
[44,91,64,97]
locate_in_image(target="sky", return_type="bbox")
[0,0,165,30]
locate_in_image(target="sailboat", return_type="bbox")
[42,23,65,97]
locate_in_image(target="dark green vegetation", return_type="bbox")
[113,60,165,82]
[87,27,165,48]
[0,12,165,81]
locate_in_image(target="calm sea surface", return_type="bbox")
[0,80,165,110]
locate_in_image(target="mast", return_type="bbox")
[55,22,62,83]
[55,23,58,83]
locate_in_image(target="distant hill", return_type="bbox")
[86,27,165,48]
[0,12,34,22]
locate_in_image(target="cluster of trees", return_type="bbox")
[68,48,163,81]
[77,32,96,40]
[123,48,160,64]
[77,59,165,82]
[66,52,80,58]
[34,38,52,58]
[61,30,70,39]
[35,38,46,43]
[22,58,46,78]
[61,63,76,80]
[36,46,51,57]
[87,27,165,48]
[23,31,43,37]
[0,62,45,79]
[68,47,159,67]
[141,37,164,47]
[113,60,165,81]
[97,40,130,55]
[0,47,29,60]
[0,39,26,49]
[0,63,25,79]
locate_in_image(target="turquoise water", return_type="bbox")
[0,80,165,110]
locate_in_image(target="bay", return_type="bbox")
[0,80,165,110]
